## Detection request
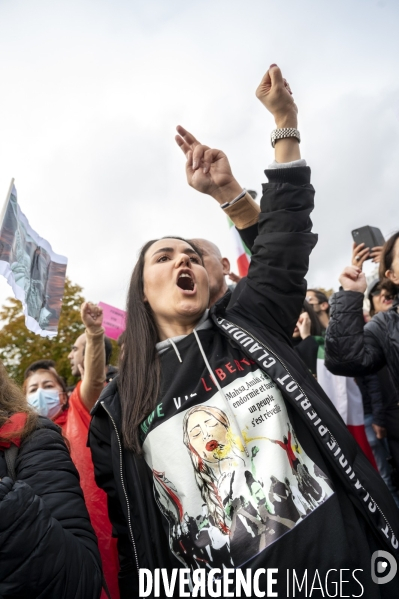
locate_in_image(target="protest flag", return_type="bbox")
[316,340,377,468]
[0,180,68,338]
[227,217,251,277]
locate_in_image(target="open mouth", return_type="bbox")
[177,272,195,291]
[206,440,219,451]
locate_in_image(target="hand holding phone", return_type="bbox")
[351,242,370,269]
[352,226,385,254]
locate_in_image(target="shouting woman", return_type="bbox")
[89,65,399,598]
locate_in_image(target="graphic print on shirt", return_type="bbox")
[143,369,334,571]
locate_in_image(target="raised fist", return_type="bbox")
[339,266,367,294]
[81,302,103,331]
[256,65,298,128]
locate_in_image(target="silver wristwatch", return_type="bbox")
[270,128,301,148]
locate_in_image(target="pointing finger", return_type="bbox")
[175,135,191,156]
[176,126,200,148]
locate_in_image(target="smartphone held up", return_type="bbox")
[352,226,385,260]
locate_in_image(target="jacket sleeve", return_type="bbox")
[228,166,317,341]
[237,223,258,254]
[0,424,102,599]
[364,374,386,427]
[325,290,386,376]
[80,326,106,411]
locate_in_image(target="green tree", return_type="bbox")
[0,278,86,386]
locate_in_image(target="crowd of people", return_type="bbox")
[1,63,399,598]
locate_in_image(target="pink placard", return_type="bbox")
[98,302,126,341]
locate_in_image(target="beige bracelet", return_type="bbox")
[223,192,260,229]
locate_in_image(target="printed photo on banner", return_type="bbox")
[0,180,67,337]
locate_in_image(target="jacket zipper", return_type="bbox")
[220,320,395,540]
[100,401,140,576]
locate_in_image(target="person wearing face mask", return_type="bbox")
[89,65,399,598]
[23,307,120,599]
[0,359,102,598]
[23,360,69,430]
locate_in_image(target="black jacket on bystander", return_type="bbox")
[325,290,399,389]
[0,417,103,599]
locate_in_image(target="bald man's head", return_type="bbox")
[190,238,231,307]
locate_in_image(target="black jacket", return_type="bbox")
[325,290,399,390]
[89,167,399,597]
[293,335,319,375]
[0,417,102,598]
[356,373,386,426]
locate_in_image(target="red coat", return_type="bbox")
[66,382,120,599]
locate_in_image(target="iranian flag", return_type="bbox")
[228,217,251,277]
[316,339,377,469]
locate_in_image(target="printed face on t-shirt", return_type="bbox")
[186,409,230,464]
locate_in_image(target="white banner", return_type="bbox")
[0,180,68,338]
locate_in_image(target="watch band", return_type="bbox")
[270,128,301,148]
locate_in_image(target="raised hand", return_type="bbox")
[175,126,242,205]
[296,311,311,340]
[339,266,367,293]
[81,301,103,331]
[256,64,298,128]
[370,246,383,264]
[351,242,370,270]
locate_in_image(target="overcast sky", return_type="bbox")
[0,0,398,315]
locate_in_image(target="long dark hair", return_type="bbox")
[119,236,203,454]
[379,231,399,295]
[302,300,323,336]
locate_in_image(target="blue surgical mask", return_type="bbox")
[27,388,62,419]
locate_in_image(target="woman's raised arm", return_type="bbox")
[256,64,300,163]
[176,64,315,340]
